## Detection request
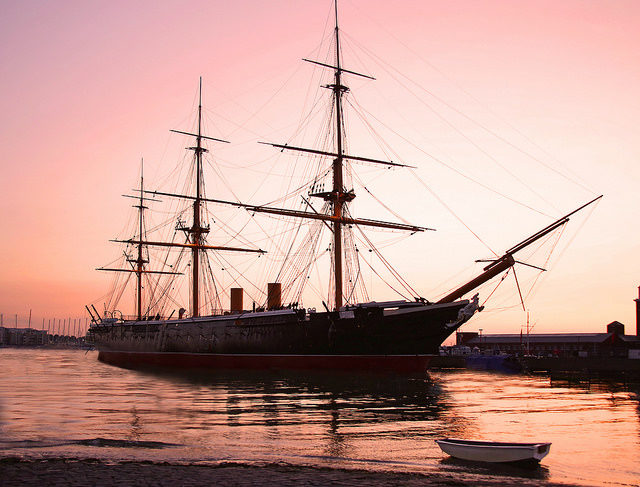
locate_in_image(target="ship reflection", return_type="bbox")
[128,407,142,442]
[134,368,451,457]
[143,369,447,419]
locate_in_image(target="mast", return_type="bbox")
[135,160,146,320]
[191,78,206,317]
[97,162,182,320]
[253,0,426,310]
[125,159,150,320]
[133,80,268,318]
[175,78,213,317]
[331,0,346,309]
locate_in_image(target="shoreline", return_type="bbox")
[0,457,581,486]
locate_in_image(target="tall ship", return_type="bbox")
[88,2,599,373]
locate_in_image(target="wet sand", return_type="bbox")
[0,458,580,486]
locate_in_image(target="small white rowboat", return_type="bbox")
[436,438,551,464]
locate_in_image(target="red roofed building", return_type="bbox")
[457,321,639,359]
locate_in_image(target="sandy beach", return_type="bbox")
[0,458,581,487]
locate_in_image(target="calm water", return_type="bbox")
[1,349,639,486]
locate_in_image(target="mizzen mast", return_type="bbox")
[97,160,180,320]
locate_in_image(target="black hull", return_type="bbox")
[89,300,476,372]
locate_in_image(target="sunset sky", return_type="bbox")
[1,0,638,337]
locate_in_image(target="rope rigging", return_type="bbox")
[93,3,602,325]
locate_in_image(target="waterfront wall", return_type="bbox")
[523,356,640,376]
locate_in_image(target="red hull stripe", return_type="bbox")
[98,351,434,373]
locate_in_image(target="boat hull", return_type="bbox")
[465,354,522,373]
[436,439,551,464]
[89,299,477,373]
[98,350,434,373]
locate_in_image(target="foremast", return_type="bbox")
[256,0,429,311]
[330,0,347,309]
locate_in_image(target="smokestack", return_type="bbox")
[230,288,243,313]
[267,283,282,310]
[635,286,640,336]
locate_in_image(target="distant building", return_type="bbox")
[0,327,48,346]
[457,321,640,359]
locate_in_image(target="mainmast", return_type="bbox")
[189,78,208,317]
[102,81,266,320]
[133,78,265,318]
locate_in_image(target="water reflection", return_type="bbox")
[129,368,456,460]
[326,397,345,457]
[128,407,141,442]
[440,456,550,480]
[548,376,640,441]
[149,370,446,421]
[2,350,639,485]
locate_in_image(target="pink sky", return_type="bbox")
[1,1,638,337]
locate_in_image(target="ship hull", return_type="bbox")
[89,299,477,373]
[98,351,434,373]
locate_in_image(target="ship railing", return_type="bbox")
[119,314,173,322]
